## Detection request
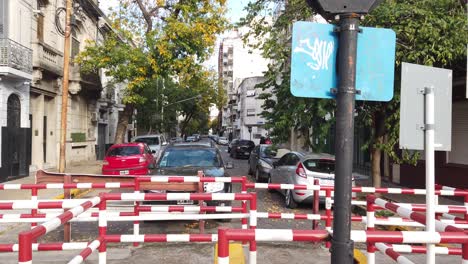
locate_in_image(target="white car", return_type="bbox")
[217,137,229,145]
[269,152,355,208]
[132,134,168,160]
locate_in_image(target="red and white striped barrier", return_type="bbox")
[0,242,89,252]
[68,237,103,264]
[105,234,218,243]
[103,192,252,202]
[137,205,243,213]
[136,176,244,183]
[0,182,134,190]
[18,197,101,264]
[375,242,415,264]
[0,199,89,210]
[385,243,462,255]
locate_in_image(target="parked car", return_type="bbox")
[229,139,255,159]
[192,134,200,141]
[186,136,196,142]
[132,134,167,160]
[153,142,234,206]
[102,143,156,176]
[170,137,183,143]
[248,145,290,182]
[269,152,354,208]
[217,137,229,145]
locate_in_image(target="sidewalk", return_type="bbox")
[354,173,463,206]
[0,160,103,201]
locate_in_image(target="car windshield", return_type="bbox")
[303,159,335,174]
[238,140,254,147]
[134,137,159,146]
[107,146,141,157]
[219,137,227,140]
[159,149,221,167]
[260,146,277,158]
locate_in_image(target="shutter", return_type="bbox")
[448,102,468,165]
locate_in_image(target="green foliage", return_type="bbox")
[76,0,229,137]
[71,132,86,143]
[358,0,467,165]
[240,0,335,152]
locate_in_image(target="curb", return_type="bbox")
[353,248,367,264]
[53,189,91,200]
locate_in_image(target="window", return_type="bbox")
[37,13,44,42]
[107,146,141,157]
[303,159,335,174]
[286,154,300,166]
[247,109,255,116]
[71,30,80,59]
[134,137,159,146]
[159,149,221,167]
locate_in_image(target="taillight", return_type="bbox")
[139,157,147,163]
[296,163,307,178]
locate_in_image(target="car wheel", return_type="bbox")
[267,175,274,193]
[285,189,298,209]
[255,168,261,182]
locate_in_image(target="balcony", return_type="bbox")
[0,38,33,77]
[32,42,63,76]
[69,64,102,96]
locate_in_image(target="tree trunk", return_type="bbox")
[114,104,134,144]
[371,110,386,188]
[180,111,195,137]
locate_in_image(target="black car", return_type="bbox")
[229,139,255,159]
[153,142,233,206]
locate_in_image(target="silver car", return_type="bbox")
[132,134,168,160]
[269,152,353,208]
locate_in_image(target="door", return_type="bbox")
[249,146,259,173]
[271,154,288,184]
[3,94,20,179]
[97,124,107,160]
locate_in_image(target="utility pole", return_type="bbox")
[303,2,383,263]
[58,0,73,173]
[331,14,359,263]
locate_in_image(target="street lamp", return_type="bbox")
[158,94,202,134]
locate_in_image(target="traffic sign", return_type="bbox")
[290,22,396,101]
[399,62,452,151]
[306,0,383,17]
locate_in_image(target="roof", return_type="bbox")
[302,153,335,160]
[167,141,216,148]
[109,143,144,148]
[133,134,163,138]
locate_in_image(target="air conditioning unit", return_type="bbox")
[90,112,98,122]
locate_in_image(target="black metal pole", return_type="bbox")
[331,14,360,264]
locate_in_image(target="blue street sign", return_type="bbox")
[290,21,396,101]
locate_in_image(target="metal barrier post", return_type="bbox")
[198,171,205,234]
[218,228,229,264]
[313,179,320,230]
[366,195,376,264]
[325,189,332,248]
[18,231,33,264]
[249,193,257,264]
[98,196,107,264]
[31,187,38,243]
[64,174,72,242]
[133,177,140,247]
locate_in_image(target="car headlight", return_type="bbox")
[259,160,272,169]
[204,182,225,193]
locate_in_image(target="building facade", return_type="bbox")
[0,0,33,181]
[237,76,273,144]
[28,0,128,173]
[218,28,269,139]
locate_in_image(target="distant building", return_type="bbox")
[0,0,33,181]
[218,27,269,139]
[237,77,274,144]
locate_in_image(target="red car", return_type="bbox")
[102,143,156,176]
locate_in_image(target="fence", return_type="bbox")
[1,170,468,263]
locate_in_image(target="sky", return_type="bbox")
[99,0,249,23]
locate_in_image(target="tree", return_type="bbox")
[76,0,228,143]
[242,0,467,187]
[360,0,467,187]
[241,0,335,152]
